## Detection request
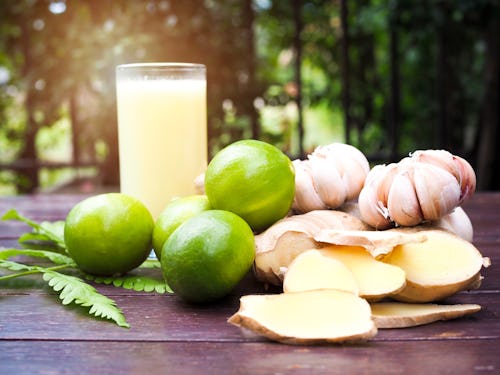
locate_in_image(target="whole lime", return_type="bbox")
[64,193,154,276]
[152,195,211,260]
[204,140,295,231]
[161,210,255,303]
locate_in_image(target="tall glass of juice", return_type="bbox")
[115,63,207,219]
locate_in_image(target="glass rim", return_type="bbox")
[116,62,205,71]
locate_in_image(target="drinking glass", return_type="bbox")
[116,63,207,219]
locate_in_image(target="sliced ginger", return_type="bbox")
[371,302,481,328]
[382,229,488,302]
[228,290,377,345]
[314,228,427,259]
[316,245,406,300]
[283,249,359,295]
[242,210,489,345]
[255,231,319,285]
[254,210,369,285]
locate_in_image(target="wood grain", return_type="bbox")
[1,340,498,375]
[1,192,499,374]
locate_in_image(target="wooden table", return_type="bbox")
[0,193,498,374]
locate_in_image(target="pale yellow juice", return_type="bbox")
[116,78,207,219]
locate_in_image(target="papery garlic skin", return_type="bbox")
[434,207,474,242]
[359,150,476,229]
[292,159,327,212]
[309,153,347,208]
[411,162,461,220]
[357,165,393,229]
[410,150,476,203]
[386,169,423,227]
[292,143,370,213]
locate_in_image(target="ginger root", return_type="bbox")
[254,207,487,303]
[228,290,377,345]
[358,149,476,229]
[371,302,481,328]
[292,143,370,213]
[314,227,427,259]
[254,210,369,285]
[234,222,487,344]
[383,229,488,302]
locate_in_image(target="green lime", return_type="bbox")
[204,139,295,231]
[161,210,255,303]
[152,195,211,260]
[64,193,154,276]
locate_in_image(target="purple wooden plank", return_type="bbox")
[0,287,497,342]
[1,339,498,375]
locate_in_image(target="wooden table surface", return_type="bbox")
[0,193,498,374]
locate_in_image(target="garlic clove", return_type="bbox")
[411,150,476,203]
[411,150,459,177]
[374,163,400,206]
[292,159,327,212]
[386,170,423,226]
[358,189,392,229]
[358,165,393,229]
[308,152,348,209]
[453,155,476,202]
[412,162,461,220]
[434,206,473,242]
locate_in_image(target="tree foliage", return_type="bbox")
[0,0,498,192]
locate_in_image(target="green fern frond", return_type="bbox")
[2,209,66,251]
[18,232,64,252]
[42,270,130,328]
[39,221,65,241]
[18,232,57,249]
[0,259,36,273]
[0,248,75,266]
[87,273,172,293]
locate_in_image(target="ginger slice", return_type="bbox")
[254,210,369,285]
[383,229,488,303]
[283,249,359,295]
[314,228,427,259]
[371,302,481,328]
[228,290,377,345]
[318,246,406,300]
[254,232,319,285]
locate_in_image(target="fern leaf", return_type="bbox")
[18,232,58,250]
[18,232,64,252]
[2,209,66,250]
[87,273,172,293]
[42,270,130,328]
[0,259,37,272]
[0,248,75,266]
[39,221,65,241]
[2,208,37,225]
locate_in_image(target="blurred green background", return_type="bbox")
[0,0,498,195]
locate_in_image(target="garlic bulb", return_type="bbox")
[358,150,476,229]
[293,143,370,213]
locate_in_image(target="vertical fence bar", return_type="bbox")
[340,0,351,145]
[293,0,304,157]
[389,11,401,162]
